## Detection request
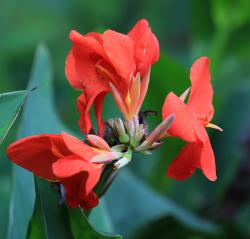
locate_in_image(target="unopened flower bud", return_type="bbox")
[124,119,135,137]
[90,151,123,163]
[108,119,115,128]
[130,128,145,148]
[86,134,111,151]
[111,144,126,152]
[115,118,130,143]
[133,115,139,129]
[115,118,126,135]
[150,142,163,149]
[136,114,175,152]
[119,134,130,144]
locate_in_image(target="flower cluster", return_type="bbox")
[7,19,221,210]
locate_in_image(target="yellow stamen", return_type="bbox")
[206,123,223,132]
[125,93,131,108]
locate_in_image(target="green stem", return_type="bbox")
[98,169,119,197]
[85,165,119,217]
[94,164,119,198]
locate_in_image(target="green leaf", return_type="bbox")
[7,165,36,239]
[0,90,29,145]
[69,208,122,239]
[7,44,72,239]
[28,196,46,239]
[105,169,219,238]
[29,178,72,239]
[89,199,114,234]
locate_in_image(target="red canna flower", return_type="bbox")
[162,57,222,181]
[6,132,122,209]
[65,19,159,136]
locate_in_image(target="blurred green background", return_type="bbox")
[1,0,250,238]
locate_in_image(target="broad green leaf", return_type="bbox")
[7,44,72,239]
[106,169,218,238]
[69,208,122,239]
[0,90,29,145]
[29,178,72,239]
[28,198,46,239]
[7,165,36,239]
[89,198,114,234]
[0,175,11,239]
[105,169,219,238]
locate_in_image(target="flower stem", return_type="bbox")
[94,164,119,198]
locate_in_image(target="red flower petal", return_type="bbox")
[69,30,105,58]
[166,134,217,181]
[69,35,110,91]
[62,170,101,209]
[6,134,67,181]
[63,174,99,209]
[79,191,99,210]
[61,131,97,160]
[77,93,91,135]
[166,142,201,180]
[7,132,104,209]
[167,128,217,181]
[128,19,150,42]
[65,31,106,90]
[94,92,106,137]
[187,56,214,125]
[66,30,110,135]
[52,155,102,195]
[162,91,217,181]
[162,92,198,142]
[128,19,159,76]
[102,30,136,94]
[199,135,217,181]
[77,90,107,135]
[65,51,82,89]
[62,172,88,208]
[52,155,95,178]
